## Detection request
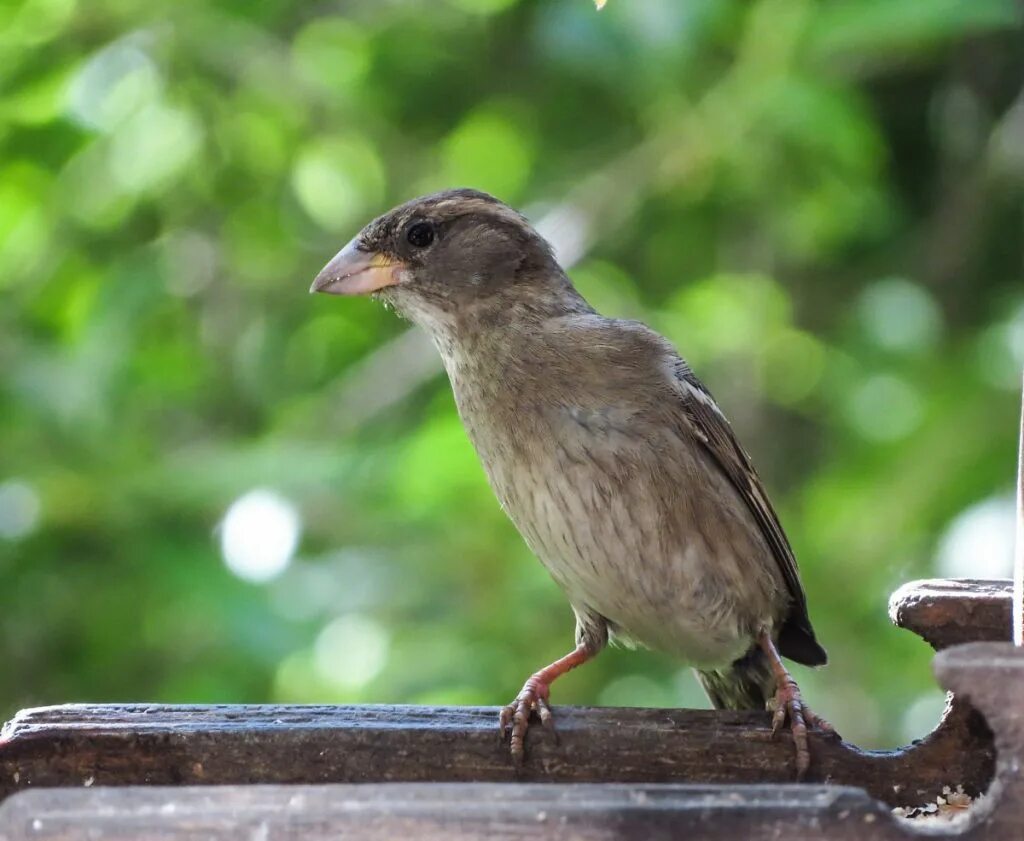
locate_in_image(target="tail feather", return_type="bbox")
[695,648,774,711]
[778,614,828,666]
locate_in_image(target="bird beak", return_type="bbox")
[309,238,406,296]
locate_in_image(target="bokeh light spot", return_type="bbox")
[313,614,390,691]
[291,18,371,96]
[108,103,202,194]
[159,230,218,298]
[291,137,385,231]
[761,328,826,405]
[936,494,1016,579]
[975,302,1024,390]
[66,38,162,131]
[8,0,77,46]
[0,172,50,281]
[845,374,924,441]
[440,110,535,201]
[0,480,42,541]
[220,489,301,583]
[857,278,942,353]
[665,274,791,361]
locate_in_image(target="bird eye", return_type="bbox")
[406,222,434,248]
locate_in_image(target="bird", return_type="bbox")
[310,188,831,777]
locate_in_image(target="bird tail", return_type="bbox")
[695,648,774,711]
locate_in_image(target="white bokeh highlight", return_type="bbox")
[220,489,301,583]
[66,36,162,132]
[936,493,1016,579]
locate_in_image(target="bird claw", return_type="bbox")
[499,677,553,763]
[768,677,811,779]
[770,701,788,737]
[498,704,513,737]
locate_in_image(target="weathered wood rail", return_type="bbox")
[0,783,900,840]
[0,579,1018,839]
[0,699,987,806]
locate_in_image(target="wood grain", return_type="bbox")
[0,699,992,808]
[0,576,1009,832]
[0,783,901,841]
[889,579,1011,650]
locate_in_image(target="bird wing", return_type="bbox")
[668,359,825,664]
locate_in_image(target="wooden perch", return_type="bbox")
[0,579,1007,805]
[1,640,1022,840]
[0,696,991,808]
[0,579,1016,839]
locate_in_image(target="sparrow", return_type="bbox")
[311,189,830,777]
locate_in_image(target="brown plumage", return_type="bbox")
[311,188,830,776]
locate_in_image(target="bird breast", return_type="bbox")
[441,339,786,668]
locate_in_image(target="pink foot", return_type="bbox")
[499,676,555,763]
[769,674,810,779]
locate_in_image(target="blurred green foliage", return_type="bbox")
[1,0,1022,749]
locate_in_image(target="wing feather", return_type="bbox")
[668,360,825,665]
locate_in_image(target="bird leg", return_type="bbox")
[757,630,819,779]
[500,643,594,763]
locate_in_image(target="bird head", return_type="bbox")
[310,189,580,333]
